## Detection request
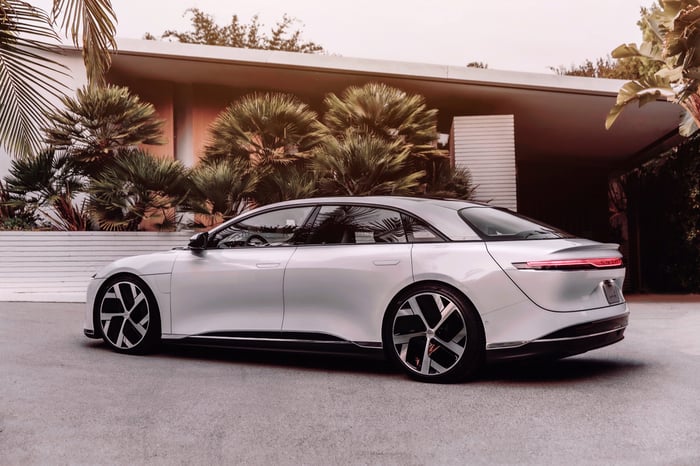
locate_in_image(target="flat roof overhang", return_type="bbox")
[103,38,681,168]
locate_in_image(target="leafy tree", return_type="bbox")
[0,0,117,157]
[3,149,88,230]
[607,1,700,136]
[43,84,165,176]
[151,8,324,53]
[313,132,424,196]
[89,149,191,231]
[550,55,661,79]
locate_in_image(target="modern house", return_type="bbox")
[0,38,682,295]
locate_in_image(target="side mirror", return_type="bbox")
[188,232,208,251]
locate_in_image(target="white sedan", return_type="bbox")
[84,196,628,383]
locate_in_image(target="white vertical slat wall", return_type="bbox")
[0,232,193,303]
[451,115,517,211]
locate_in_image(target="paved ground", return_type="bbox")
[1,297,700,465]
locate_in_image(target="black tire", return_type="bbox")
[382,284,485,383]
[94,275,161,354]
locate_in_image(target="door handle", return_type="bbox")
[256,263,280,268]
[373,259,400,266]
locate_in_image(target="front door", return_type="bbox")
[170,206,314,336]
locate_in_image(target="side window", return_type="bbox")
[403,215,443,243]
[210,206,313,248]
[307,205,406,245]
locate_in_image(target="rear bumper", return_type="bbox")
[486,315,628,362]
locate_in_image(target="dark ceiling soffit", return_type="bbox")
[108,49,633,100]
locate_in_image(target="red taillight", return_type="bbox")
[513,257,623,270]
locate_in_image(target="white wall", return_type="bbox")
[451,115,517,211]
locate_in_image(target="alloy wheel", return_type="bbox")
[391,291,468,376]
[99,281,151,350]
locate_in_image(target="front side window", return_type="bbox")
[210,206,314,248]
[459,207,573,241]
[307,205,407,245]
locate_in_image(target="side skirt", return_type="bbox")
[164,331,384,358]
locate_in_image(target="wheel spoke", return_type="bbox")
[435,301,457,329]
[433,335,465,357]
[393,331,425,345]
[128,292,146,313]
[407,297,429,328]
[419,341,432,374]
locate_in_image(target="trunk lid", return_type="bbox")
[485,238,625,312]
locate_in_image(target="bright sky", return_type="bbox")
[38,0,655,73]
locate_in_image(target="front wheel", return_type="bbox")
[383,285,485,383]
[95,275,161,354]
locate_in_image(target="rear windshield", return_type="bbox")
[458,207,574,240]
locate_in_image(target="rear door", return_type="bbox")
[282,205,414,343]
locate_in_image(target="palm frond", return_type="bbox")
[52,0,117,86]
[0,0,68,157]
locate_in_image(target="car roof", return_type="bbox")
[238,196,486,241]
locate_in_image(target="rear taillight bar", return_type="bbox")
[512,257,623,270]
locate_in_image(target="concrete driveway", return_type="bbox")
[1,296,699,465]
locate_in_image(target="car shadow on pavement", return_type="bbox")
[479,356,646,383]
[83,340,644,383]
[159,342,397,376]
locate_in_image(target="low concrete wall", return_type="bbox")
[0,231,193,303]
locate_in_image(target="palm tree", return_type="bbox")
[607,1,700,136]
[323,82,450,193]
[205,92,326,167]
[0,0,117,157]
[203,92,325,206]
[323,82,447,162]
[313,132,424,196]
[89,149,190,231]
[3,148,89,230]
[43,84,165,176]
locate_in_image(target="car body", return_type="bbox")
[84,196,628,382]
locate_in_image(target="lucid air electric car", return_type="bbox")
[84,196,628,383]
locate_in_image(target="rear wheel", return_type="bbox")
[383,284,484,383]
[95,275,160,354]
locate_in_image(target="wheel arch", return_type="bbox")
[381,279,486,349]
[92,272,163,339]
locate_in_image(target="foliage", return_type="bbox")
[89,149,191,231]
[623,132,700,291]
[0,179,36,229]
[3,149,88,230]
[424,160,475,200]
[314,132,424,196]
[607,1,700,136]
[43,84,165,176]
[202,92,325,211]
[188,157,260,223]
[153,8,324,53]
[255,163,318,205]
[0,0,117,157]
[322,82,452,195]
[205,92,325,168]
[550,55,661,79]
